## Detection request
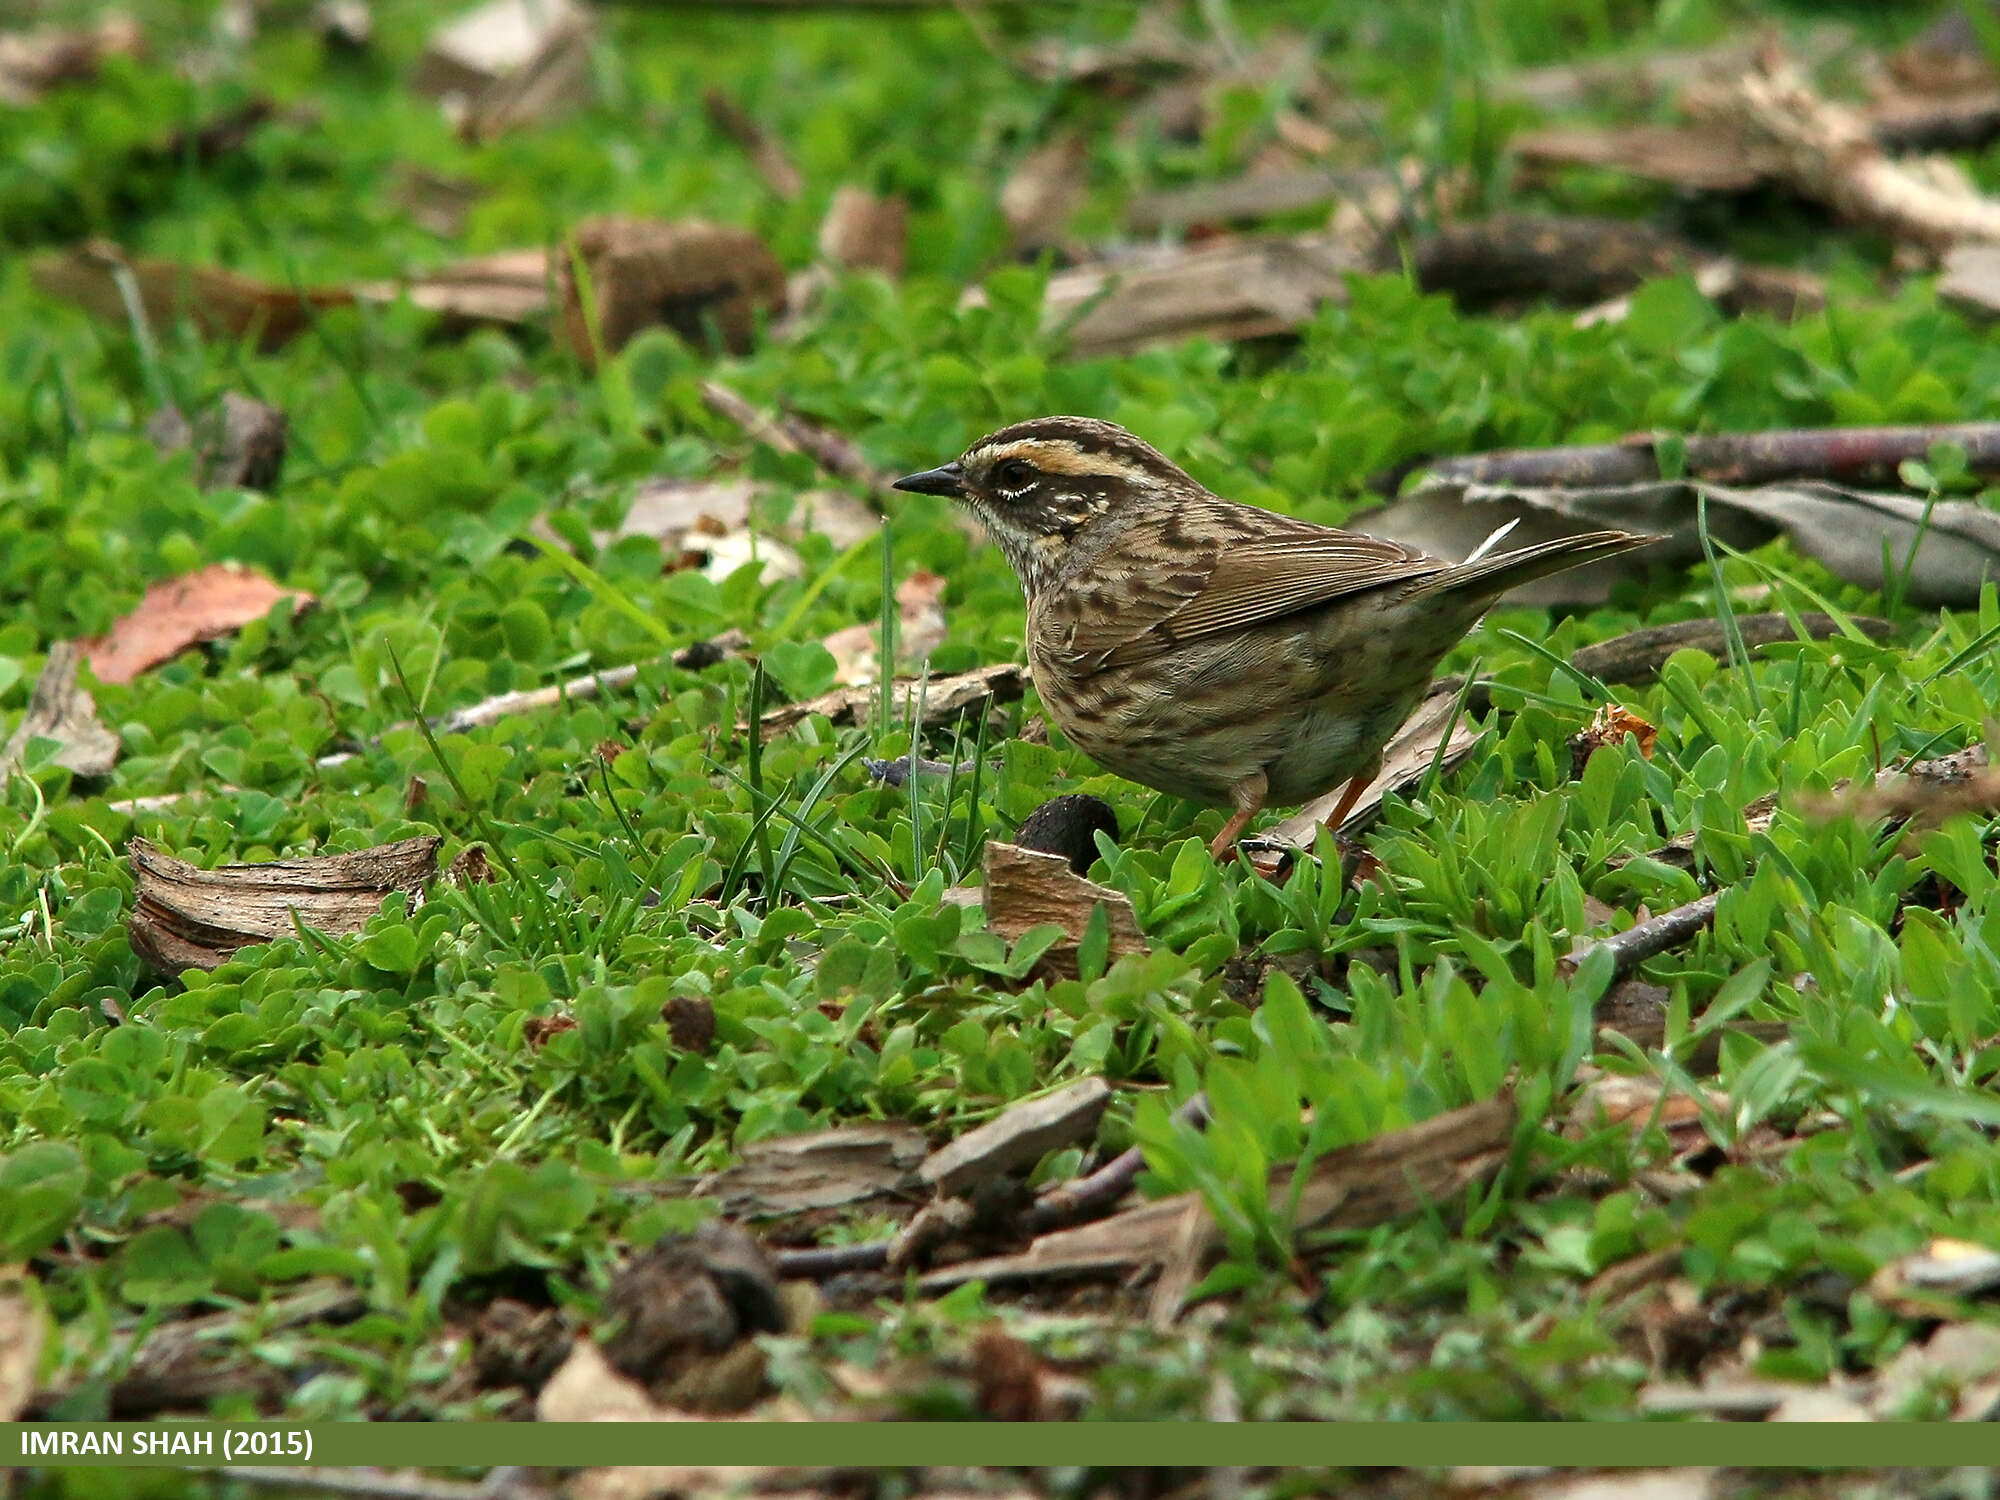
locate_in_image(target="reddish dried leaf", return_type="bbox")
[84,563,314,685]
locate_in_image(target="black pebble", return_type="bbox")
[1014,793,1118,875]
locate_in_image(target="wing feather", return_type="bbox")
[1048,502,1446,674]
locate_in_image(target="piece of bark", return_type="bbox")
[981,842,1146,979]
[126,835,442,974]
[817,187,907,277]
[1004,232,1364,360]
[678,1124,928,1219]
[1571,613,1894,686]
[0,15,144,108]
[922,1096,1514,1307]
[0,643,119,781]
[1406,421,2000,492]
[1689,55,2000,253]
[1361,475,2000,609]
[1869,90,2000,153]
[1408,214,1704,309]
[416,0,595,142]
[1637,1379,1797,1419]
[1512,126,1781,195]
[757,662,1024,738]
[82,563,313,685]
[1269,679,1479,846]
[558,217,787,363]
[31,239,356,353]
[1126,167,1359,235]
[918,1078,1112,1196]
[703,88,802,200]
[377,245,554,329]
[148,392,288,491]
[1002,134,1090,255]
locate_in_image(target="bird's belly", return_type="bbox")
[1033,608,1445,810]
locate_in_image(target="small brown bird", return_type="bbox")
[895,417,1655,858]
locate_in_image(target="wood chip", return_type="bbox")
[126,835,442,973]
[981,841,1146,979]
[558,216,787,363]
[148,392,288,491]
[817,186,907,276]
[0,643,119,781]
[683,1124,928,1220]
[757,662,1024,738]
[82,563,313,685]
[918,1078,1112,1195]
[1005,232,1364,360]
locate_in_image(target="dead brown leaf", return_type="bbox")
[969,1325,1089,1421]
[598,1224,784,1412]
[822,570,947,686]
[1570,703,1658,777]
[558,217,787,364]
[0,15,143,107]
[0,643,119,781]
[126,835,441,973]
[918,1077,1111,1196]
[1512,124,1780,194]
[1015,231,1363,360]
[83,562,313,685]
[682,1124,927,1221]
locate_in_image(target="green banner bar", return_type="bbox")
[3,1424,1999,1468]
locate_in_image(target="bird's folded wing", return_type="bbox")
[1055,513,1444,673]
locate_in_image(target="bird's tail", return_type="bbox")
[1414,529,1659,601]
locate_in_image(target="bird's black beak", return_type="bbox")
[892,463,966,499]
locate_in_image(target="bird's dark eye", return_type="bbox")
[993,458,1035,491]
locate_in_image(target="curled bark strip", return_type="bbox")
[1404,421,2000,493]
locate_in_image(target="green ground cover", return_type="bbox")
[6,0,2000,1430]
